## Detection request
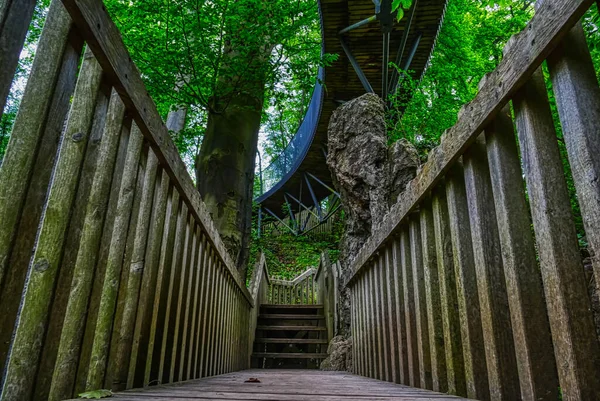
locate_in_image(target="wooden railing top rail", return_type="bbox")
[59,0,251,303]
[347,0,594,284]
[249,253,270,300]
[270,267,317,286]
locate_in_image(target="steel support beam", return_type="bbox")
[391,32,422,95]
[304,173,323,219]
[264,207,297,236]
[382,32,391,100]
[388,0,418,93]
[306,172,341,198]
[285,191,320,220]
[339,15,377,35]
[339,37,374,93]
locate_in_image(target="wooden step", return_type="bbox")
[254,338,329,344]
[261,304,323,309]
[259,314,325,320]
[252,352,328,359]
[256,325,326,331]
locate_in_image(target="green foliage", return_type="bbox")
[78,389,113,399]
[392,0,413,21]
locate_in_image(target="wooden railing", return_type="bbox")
[268,268,318,305]
[247,254,271,359]
[348,0,600,400]
[0,0,254,400]
[315,251,341,342]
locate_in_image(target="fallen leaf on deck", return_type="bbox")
[245,377,261,383]
[78,389,113,399]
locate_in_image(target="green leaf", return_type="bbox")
[396,8,404,22]
[78,389,113,399]
[392,0,402,12]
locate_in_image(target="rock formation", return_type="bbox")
[322,93,418,371]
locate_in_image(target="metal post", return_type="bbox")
[391,32,422,95]
[382,32,391,100]
[304,173,323,219]
[339,37,374,93]
[339,15,377,35]
[306,172,341,198]
[388,0,418,93]
[258,206,262,238]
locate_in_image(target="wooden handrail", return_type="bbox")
[347,0,600,399]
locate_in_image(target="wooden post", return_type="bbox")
[446,163,489,400]
[391,237,409,384]
[49,89,126,401]
[373,258,385,380]
[409,217,432,390]
[1,50,103,401]
[420,199,448,393]
[0,1,73,291]
[485,106,558,401]
[377,252,392,382]
[85,125,144,390]
[547,22,600,298]
[400,227,419,387]
[384,246,400,383]
[513,68,600,400]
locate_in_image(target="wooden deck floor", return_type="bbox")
[106,369,473,400]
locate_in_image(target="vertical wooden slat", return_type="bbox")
[446,163,489,400]
[0,32,81,372]
[0,1,73,291]
[146,189,181,386]
[420,199,447,393]
[49,89,126,400]
[384,246,400,383]
[184,228,202,381]
[409,216,432,390]
[432,187,465,396]
[367,265,377,378]
[214,269,226,375]
[547,23,600,299]
[86,126,144,390]
[168,214,192,383]
[198,248,216,377]
[1,50,103,401]
[0,0,36,116]
[358,275,366,377]
[112,150,159,390]
[127,168,170,389]
[377,252,391,382]
[513,68,600,400]
[157,202,188,385]
[485,106,559,401]
[191,236,209,379]
[400,227,419,387]
[361,272,369,377]
[176,220,196,382]
[205,259,221,377]
[372,255,389,380]
[463,135,520,400]
[391,237,409,384]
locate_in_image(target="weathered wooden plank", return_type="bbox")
[169,216,192,383]
[178,224,199,381]
[49,88,126,401]
[409,217,432,390]
[197,248,216,377]
[547,22,600,298]
[0,0,36,116]
[400,228,419,388]
[383,246,400,383]
[128,169,170,388]
[445,163,489,400]
[59,0,252,303]
[212,268,225,376]
[0,1,73,292]
[146,188,180,386]
[391,237,409,384]
[373,256,385,380]
[485,106,558,401]
[419,199,447,393]
[110,149,158,390]
[367,264,377,378]
[513,68,600,400]
[204,255,220,377]
[0,50,103,401]
[0,33,80,372]
[463,135,520,400]
[377,252,392,382]
[191,235,208,379]
[157,202,188,385]
[348,0,596,284]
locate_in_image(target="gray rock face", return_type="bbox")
[326,93,419,336]
[320,336,353,372]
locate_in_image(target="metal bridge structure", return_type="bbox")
[255,0,447,235]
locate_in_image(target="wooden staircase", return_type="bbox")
[252,304,329,369]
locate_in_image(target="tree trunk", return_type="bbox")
[196,92,262,280]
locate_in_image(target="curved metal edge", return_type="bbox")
[254,0,326,204]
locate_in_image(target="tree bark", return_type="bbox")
[196,92,262,280]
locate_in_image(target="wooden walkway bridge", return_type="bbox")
[2,0,600,400]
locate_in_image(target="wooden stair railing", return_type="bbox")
[0,1,256,400]
[269,268,318,305]
[347,0,600,400]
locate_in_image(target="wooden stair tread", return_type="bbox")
[252,353,329,359]
[259,314,325,319]
[256,325,326,331]
[254,338,329,344]
[261,304,323,309]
